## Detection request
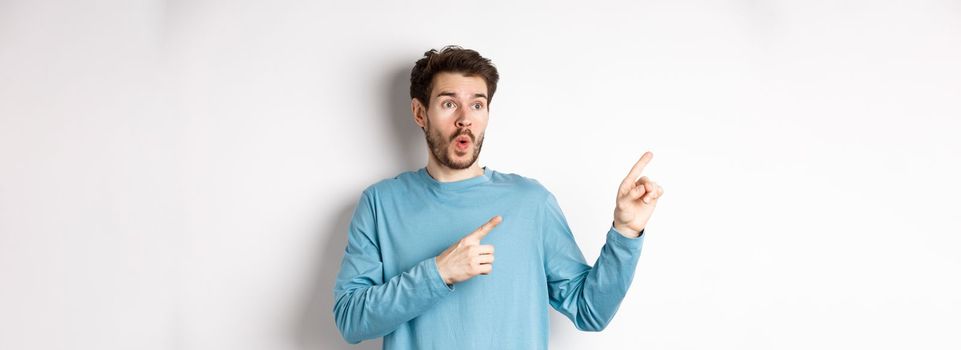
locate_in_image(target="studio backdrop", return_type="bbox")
[1,0,959,349]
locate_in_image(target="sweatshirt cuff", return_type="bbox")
[607,225,645,251]
[425,257,456,295]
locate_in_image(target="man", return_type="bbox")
[333,45,664,349]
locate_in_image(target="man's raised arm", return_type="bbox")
[542,151,663,331]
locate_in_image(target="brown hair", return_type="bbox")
[409,45,500,108]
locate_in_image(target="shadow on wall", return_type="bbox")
[384,62,426,170]
[294,63,422,349]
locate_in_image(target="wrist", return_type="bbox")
[612,221,642,238]
[434,256,453,285]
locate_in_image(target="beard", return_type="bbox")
[423,118,484,170]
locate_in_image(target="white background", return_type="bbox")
[1,0,959,349]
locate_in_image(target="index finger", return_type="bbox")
[466,215,502,241]
[620,151,654,190]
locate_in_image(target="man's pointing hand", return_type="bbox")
[436,216,501,286]
[613,151,664,238]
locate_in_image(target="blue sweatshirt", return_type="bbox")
[333,166,645,349]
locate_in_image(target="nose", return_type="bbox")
[455,113,472,128]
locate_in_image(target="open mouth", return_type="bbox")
[454,135,472,151]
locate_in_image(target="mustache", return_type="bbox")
[450,129,475,142]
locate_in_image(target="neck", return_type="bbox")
[425,156,484,182]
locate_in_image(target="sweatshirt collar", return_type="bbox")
[418,166,492,190]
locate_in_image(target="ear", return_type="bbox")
[411,98,427,130]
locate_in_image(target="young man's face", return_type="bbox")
[414,72,490,170]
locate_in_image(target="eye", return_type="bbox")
[443,101,456,109]
[472,102,484,110]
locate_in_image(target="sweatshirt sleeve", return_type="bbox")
[332,190,454,344]
[541,192,644,331]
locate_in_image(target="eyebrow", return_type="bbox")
[435,91,488,101]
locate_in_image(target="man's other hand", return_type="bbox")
[435,216,501,286]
